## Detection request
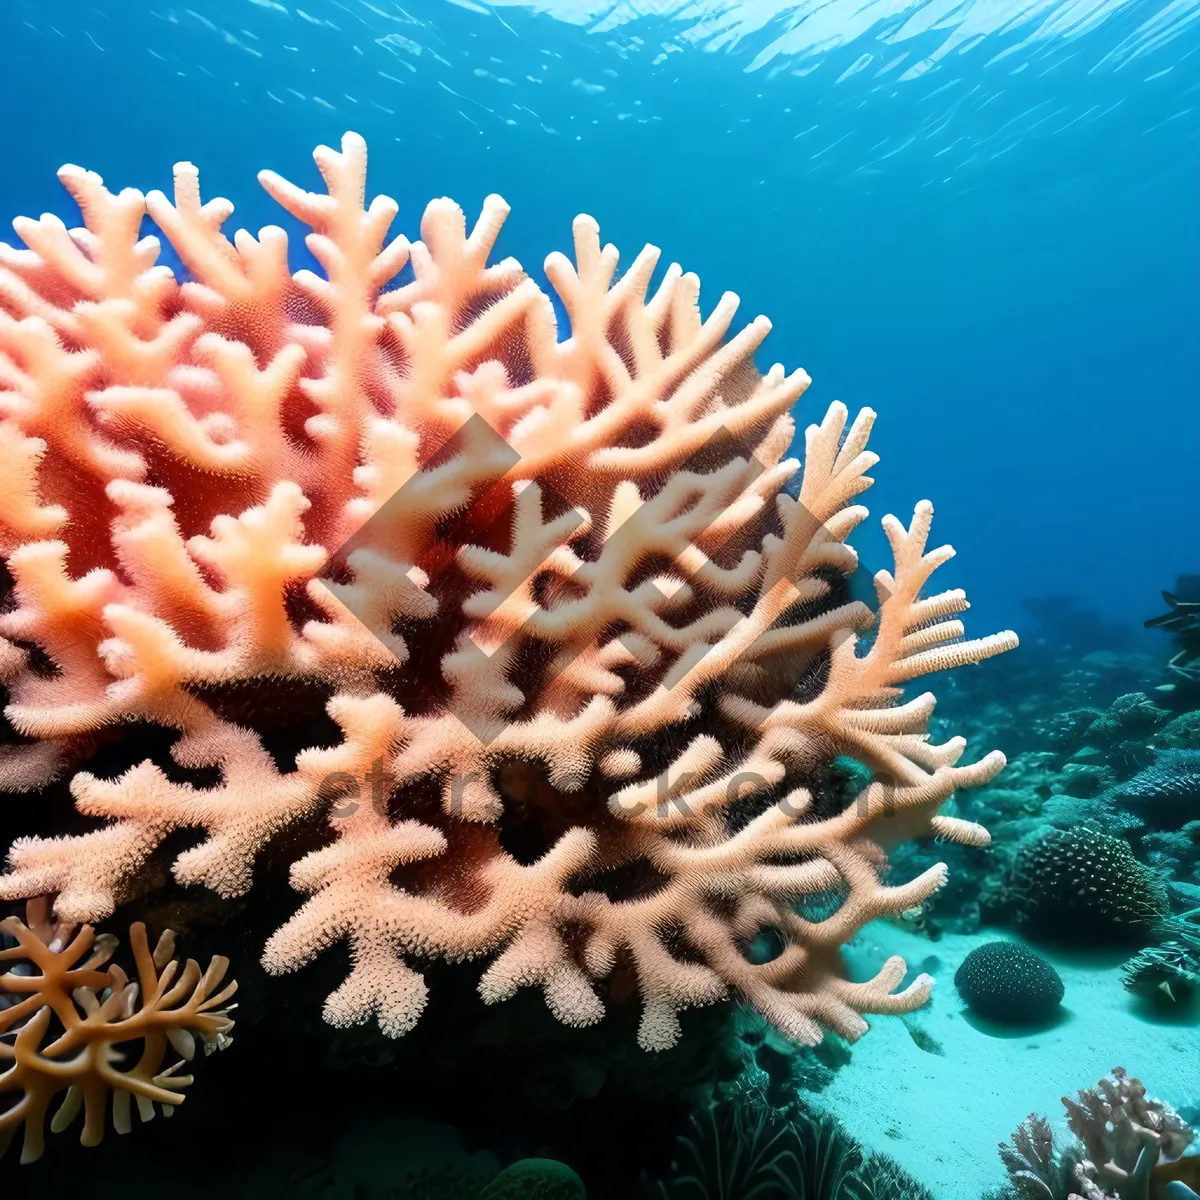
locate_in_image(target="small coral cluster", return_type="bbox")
[896,655,1199,943]
[1122,908,1200,1007]
[1063,1069,1197,1200]
[0,133,1015,1048]
[1111,750,1200,830]
[0,901,235,1163]
[991,1068,1198,1200]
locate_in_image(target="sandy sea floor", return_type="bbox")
[823,923,1200,1199]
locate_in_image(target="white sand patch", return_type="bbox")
[819,923,1200,1199]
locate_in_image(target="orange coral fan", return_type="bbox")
[0,900,236,1163]
[0,132,1017,1050]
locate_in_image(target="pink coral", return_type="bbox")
[0,132,1016,1049]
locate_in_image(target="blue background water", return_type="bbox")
[2,0,1196,642]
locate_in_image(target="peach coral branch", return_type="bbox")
[0,132,1017,1050]
[0,901,236,1163]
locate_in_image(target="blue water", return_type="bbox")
[1,4,1198,1193]
[4,0,1196,643]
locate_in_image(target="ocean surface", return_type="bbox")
[3,0,1198,637]
[0,2,1197,1198]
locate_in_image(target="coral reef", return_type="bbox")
[885,677,1180,938]
[989,1069,1199,1200]
[1158,712,1200,751]
[1009,827,1169,943]
[1027,691,1174,808]
[1109,750,1200,830]
[0,133,1016,1048]
[953,941,1064,1022]
[971,684,1198,929]
[0,900,235,1163]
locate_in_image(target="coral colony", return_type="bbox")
[1,133,1019,1148]
[0,900,236,1163]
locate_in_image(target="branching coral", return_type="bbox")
[992,1070,1199,1200]
[1064,1069,1197,1200]
[996,1113,1078,1200]
[0,132,1016,1049]
[0,900,235,1163]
